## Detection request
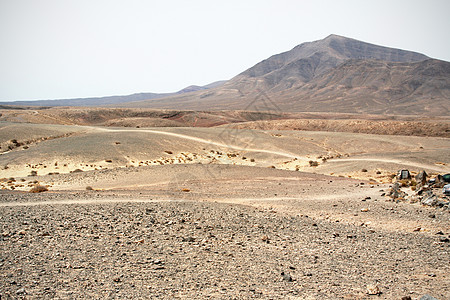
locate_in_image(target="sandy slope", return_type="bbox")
[1,123,448,186]
[0,121,449,299]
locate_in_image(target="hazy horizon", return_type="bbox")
[1,0,449,102]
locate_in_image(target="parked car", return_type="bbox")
[444,184,450,195]
[443,173,450,183]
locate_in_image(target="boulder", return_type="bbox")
[415,170,428,188]
[388,183,407,200]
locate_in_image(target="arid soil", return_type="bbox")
[0,111,449,299]
[0,167,449,299]
[1,107,448,137]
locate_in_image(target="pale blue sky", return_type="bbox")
[1,0,449,101]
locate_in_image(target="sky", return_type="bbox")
[0,0,449,101]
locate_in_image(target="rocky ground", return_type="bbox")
[0,173,449,299]
[1,118,449,299]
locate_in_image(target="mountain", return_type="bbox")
[176,81,228,94]
[0,81,227,107]
[123,35,449,116]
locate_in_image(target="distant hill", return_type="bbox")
[123,35,449,116]
[0,81,226,107]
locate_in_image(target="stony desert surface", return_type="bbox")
[0,109,449,299]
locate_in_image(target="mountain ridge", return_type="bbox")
[122,35,447,116]
[0,81,227,107]
[2,35,448,116]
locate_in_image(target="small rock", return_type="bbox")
[440,237,449,243]
[16,288,26,295]
[421,194,438,206]
[281,272,293,282]
[366,284,382,295]
[413,227,421,232]
[419,295,439,300]
[401,296,412,300]
[182,237,195,242]
[360,208,370,212]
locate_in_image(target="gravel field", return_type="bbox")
[0,188,449,299]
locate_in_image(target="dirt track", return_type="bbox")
[1,118,449,299]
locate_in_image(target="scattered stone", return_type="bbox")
[388,183,407,199]
[360,208,370,212]
[419,295,439,300]
[421,194,438,207]
[281,272,293,282]
[415,170,428,188]
[16,288,26,295]
[182,237,195,242]
[366,284,382,295]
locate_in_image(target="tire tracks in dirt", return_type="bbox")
[90,127,299,159]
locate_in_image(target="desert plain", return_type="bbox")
[0,107,449,299]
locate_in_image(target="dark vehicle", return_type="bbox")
[443,173,450,183]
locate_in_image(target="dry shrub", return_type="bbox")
[309,160,319,167]
[399,179,409,187]
[30,185,48,193]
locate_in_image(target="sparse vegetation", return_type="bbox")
[309,160,319,167]
[29,185,48,193]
